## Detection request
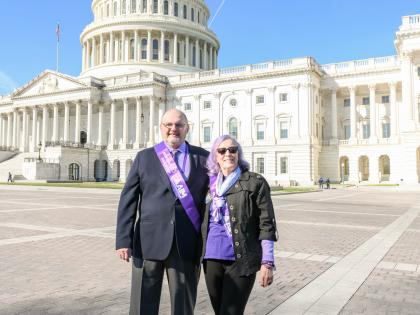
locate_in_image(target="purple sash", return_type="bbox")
[154,142,200,233]
[209,175,232,239]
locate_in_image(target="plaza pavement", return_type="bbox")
[0,185,420,314]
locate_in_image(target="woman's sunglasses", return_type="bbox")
[217,146,239,155]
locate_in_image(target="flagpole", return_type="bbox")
[56,22,60,72]
[56,38,59,72]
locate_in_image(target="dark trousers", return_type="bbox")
[129,240,200,315]
[203,259,256,315]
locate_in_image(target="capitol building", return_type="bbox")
[0,0,420,186]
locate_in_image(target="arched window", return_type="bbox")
[164,40,170,61]
[69,163,80,181]
[229,118,238,139]
[130,39,135,60]
[152,39,159,60]
[174,2,178,16]
[106,4,110,17]
[183,5,187,19]
[113,1,118,15]
[191,8,195,21]
[121,0,127,14]
[131,0,137,13]
[192,46,196,67]
[142,0,147,12]
[141,39,147,59]
[164,0,169,15]
[113,160,121,181]
[153,0,158,13]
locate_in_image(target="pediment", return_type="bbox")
[13,70,88,98]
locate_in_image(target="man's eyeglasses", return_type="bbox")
[217,146,239,155]
[161,122,187,130]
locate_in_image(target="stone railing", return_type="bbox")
[101,71,167,87]
[169,57,317,84]
[24,157,60,164]
[0,146,19,152]
[400,14,420,30]
[339,140,349,145]
[321,56,399,76]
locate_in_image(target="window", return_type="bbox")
[203,101,211,110]
[191,8,195,21]
[164,40,170,61]
[256,95,265,104]
[382,123,390,138]
[203,126,211,143]
[130,39,135,60]
[184,103,192,111]
[114,2,118,15]
[198,11,200,23]
[362,124,370,139]
[362,97,370,105]
[121,0,127,14]
[107,4,110,16]
[152,39,158,60]
[69,163,80,181]
[280,122,288,139]
[256,158,265,174]
[141,39,147,59]
[228,118,238,139]
[142,0,147,12]
[256,123,265,140]
[164,0,168,15]
[344,98,350,107]
[230,99,237,107]
[153,0,158,13]
[280,157,288,174]
[344,125,350,140]
[131,0,137,13]
[183,5,187,19]
[174,2,178,16]
[279,93,288,102]
[382,95,390,103]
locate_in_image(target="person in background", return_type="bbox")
[201,134,277,315]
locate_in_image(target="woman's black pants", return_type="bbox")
[203,259,256,315]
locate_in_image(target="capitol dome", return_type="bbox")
[80,0,220,78]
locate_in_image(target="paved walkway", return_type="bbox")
[0,185,419,314]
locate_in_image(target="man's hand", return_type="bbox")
[259,264,274,288]
[117,248,132,262]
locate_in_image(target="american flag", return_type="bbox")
[56,23,60,42]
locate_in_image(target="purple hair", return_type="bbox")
[206,135,250,176]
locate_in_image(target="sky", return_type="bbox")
[1,0,420,95]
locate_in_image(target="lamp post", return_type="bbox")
[37,142,42,162]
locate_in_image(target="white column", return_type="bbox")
[42,106,48,147]
[369,84,377,142]
[148,96,155,146]
[16,111,21,150]
[52,103,58,143]
[75,101,81,143]
[267,86,276,144]
[134,30,139,62]
[100,34,104,64]
[21,110,27,152]
[11,111,17,148]
[401,53,414,130]
[192,96,200,145]
[215,49,218,68]
[185,36,190,66]
[330,88,338,140]
[92,37,97,67]
[160,31,165,63]
[349,86,357,140]
[64,102,69,142]
[31,108,37,151]
[173,33,178,65]
[122,98,128,148]
[82,43,86,72]
[209,45,213,69]
[147,30,152,62]
[121,31,126,62]
[135,97,142,147]
[87,100,92,145]
[195,38,199,67]
[0,115,3,147]
[98,104,104,146]
[109,32,114,63]
[86,39,91,68]
[244,89,253,146]
[389,82,398,137]
[203,42,208,70]
[108,100,115,149]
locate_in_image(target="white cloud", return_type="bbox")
[0,71,17,96]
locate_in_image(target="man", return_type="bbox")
[116,109,209,315]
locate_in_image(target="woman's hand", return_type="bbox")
[259,264,274,287]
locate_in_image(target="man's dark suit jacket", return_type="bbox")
[116,143,209,262]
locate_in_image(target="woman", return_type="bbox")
[202,135,277,315]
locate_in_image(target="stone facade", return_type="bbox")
[0,1,420,185]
